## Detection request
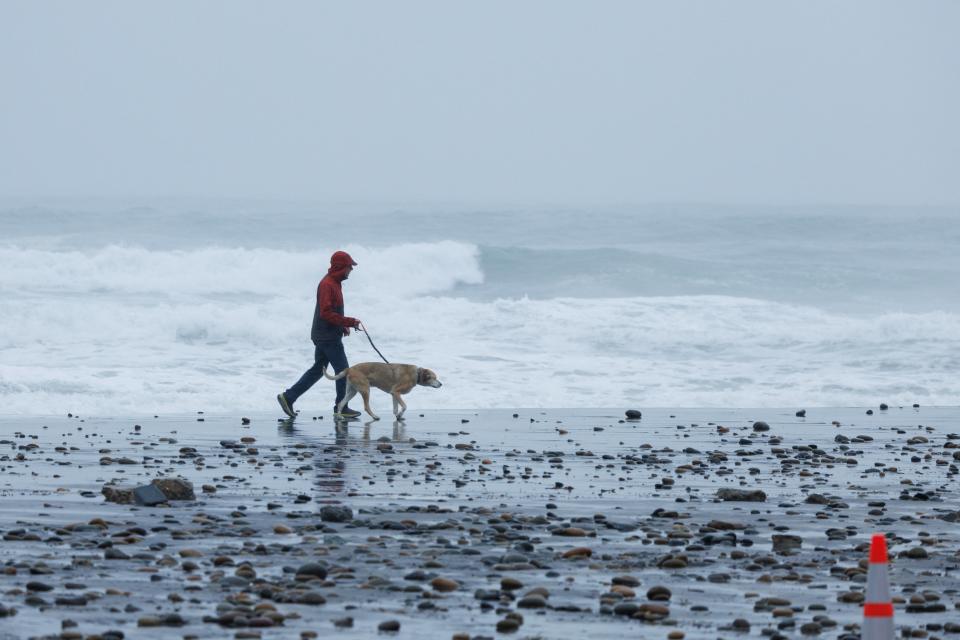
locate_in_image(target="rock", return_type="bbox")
[133,484,168,506]
[646,586,671,601]
[772,534,803,555]
[752,421,770,432]
[320,505,353,522]
[716,489,766,502]
[297,592,327,605]
[101,487,135,504]
[431,577,459,592]
[151,478,195,501]
[633,604,670,621]
[103,478,195,505]
[500,577,523,590]
[625,409,642,420]
[657,556,688,569]
[562,547,592,558]
[517,595,547,608]
[378,620,400,632]
[295,563,328,580]
[496,618,521,632]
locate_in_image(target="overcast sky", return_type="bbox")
[0,1,957,205]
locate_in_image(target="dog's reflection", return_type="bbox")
[357,419,406,442]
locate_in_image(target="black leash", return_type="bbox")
[357,322,390,364]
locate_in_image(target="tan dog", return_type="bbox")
[324,362,442,420]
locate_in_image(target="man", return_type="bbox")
[277,250,362,418]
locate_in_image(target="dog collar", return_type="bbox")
[416,367,422,384]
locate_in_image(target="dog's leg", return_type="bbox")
[359,385,379,421]
[391,393,401,419]
[338,382,358,415]
[392,384,412,419]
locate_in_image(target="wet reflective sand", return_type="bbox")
[1,407,958,639]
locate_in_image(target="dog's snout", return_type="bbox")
[433,380,442,388]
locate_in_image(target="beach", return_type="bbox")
[1,406,958,640]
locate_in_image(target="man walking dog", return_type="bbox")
[278,250,362,419]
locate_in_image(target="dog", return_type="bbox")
[324,362,442,420]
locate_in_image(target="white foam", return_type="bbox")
[2,242,959,415]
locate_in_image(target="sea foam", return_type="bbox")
[2,240,959,415]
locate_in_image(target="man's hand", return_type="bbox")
[343,327,351,336]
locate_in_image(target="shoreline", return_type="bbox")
[1,407,959,639]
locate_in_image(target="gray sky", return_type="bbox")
[1,1,957,205]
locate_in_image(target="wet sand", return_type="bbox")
[1,406,959,640]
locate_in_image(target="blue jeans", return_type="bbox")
[284,340,349,407]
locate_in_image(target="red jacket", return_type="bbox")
[311,252,358,342]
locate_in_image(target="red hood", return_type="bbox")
[327,250,357,281]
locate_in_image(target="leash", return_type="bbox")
[357,322,390,364]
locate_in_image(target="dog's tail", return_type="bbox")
[323,365,349,381]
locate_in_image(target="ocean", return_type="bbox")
[1,200,958,416]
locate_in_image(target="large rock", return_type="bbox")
[716,489,767,502]
[133,484,168,506]
[295,563,328,580]
[151,478,195,501]
[772,534,803,555]
[101,487,136,504]
[320,505,353,522]
[103,477,196,505]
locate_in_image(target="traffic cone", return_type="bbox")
[861,533,894,640]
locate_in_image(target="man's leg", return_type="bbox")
[283,343,329,407]
[321,340,349,407]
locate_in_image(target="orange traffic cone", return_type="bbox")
[861,533,894,640]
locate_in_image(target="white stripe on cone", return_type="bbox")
[861,533,894,640]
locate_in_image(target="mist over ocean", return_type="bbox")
[1,201,958,416]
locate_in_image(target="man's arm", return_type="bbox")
[318,281,359,328]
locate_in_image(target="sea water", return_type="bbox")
[1,200,958,415]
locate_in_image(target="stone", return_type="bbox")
[496,618,520,632]
[716,489,766,502]
[295,563,328,580]
[133,484,168,506]
[151,478,195,501]
[101,487,135,504]
[517,595,547,608]
[772,534,803,554]
[431,577,459,592]
[378,620,400,632]
[320,505,353,522]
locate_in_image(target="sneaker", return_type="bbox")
[277,393,296,418]
[334,405,361,418]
